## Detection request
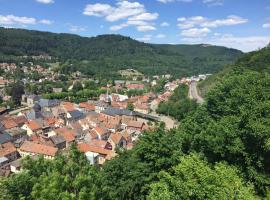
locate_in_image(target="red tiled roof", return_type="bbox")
[20,141,58,157]
[54,127,75,143]
[44,117,57,127]
[127,83,144,89]
[93,126,108,136]
[13,115,27,126]
[62,102,75,112]
[0,142,17,157]
[88,139,108,148]
[25,120,42,131]
[79,102,95,111]
[109,132,124,144]
[2,118,17,129]
[78,143,112,155]
[127,121,144,128]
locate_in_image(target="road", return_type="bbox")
[8,106,30,115]
[150,100,178,130]
[189,81,204,104]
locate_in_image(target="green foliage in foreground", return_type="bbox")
[148,154,258,200]
[156,84,197,120]
[0,146,102,200]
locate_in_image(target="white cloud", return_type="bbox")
[181,27,211,37]
[36,0,54,4]
[83,3,113,17]
[202,15,248,27]
[206,35,270,52]
[177,15,248,29]
[128,12,159,21]
[136,25,156,32]
[263,22,270,28]
[156,34,166,38]
[203,0,223,6]
[180,33,270,52]
[136,34,152,42]
[85,1,158,32]
[157,0,192,3]
[160,22,169,27]
[0,15,53,27]
[0,15,36,25]
[39,19,53,25]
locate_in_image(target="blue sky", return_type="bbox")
[0,0,269,52]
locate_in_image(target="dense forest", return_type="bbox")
[1,44,269,199]
[156,84,197,121]
[0,27,243,77]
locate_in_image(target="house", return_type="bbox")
[1,118,18,130]
[94,101,109,113]
[67,110,84,123]
[61,102,75,112]
[126,83,144,90]
[88,139,112,150]
[50,135,66,150]
[21,120,42,136]
[24,95,40,107]
[79,102,95,112]
[134,102,149,114]
[108,132,127,150]
[90,126,110,140]
[101,107,136,122]
[13,116,27,127]
[38,99,60,110]
[127,121,145,131]
[0,157,9,167]
[5,128,27,141]
[102,120,121,133]
[10,158,22,173]
[54,127,75,147]
[0,142,18,162]
[19,141,58,159]
[0,133,13,144]
[78,142,114,165]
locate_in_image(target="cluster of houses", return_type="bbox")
[0,94,159,176]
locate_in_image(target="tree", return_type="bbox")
[127,102,134,111]
[72,81,83,92]
[11,81,24,106]
[148,154,258,200]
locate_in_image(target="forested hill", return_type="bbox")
[0,27,242,76]
[198,44,270,96]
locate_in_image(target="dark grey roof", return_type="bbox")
[68,110,84,119]
[0,133,12,144]
[25,110,43,120]
[32,103,41,111]
[0,157,8,164]
[38,99,60,108]
[50,135,66,145]
[5,128,27,137]
[42,111,54,118]
[134,112,159,121]
[101,107,134,117]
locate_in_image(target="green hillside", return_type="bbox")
[198,45,270,97]
[0,27,242,77]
